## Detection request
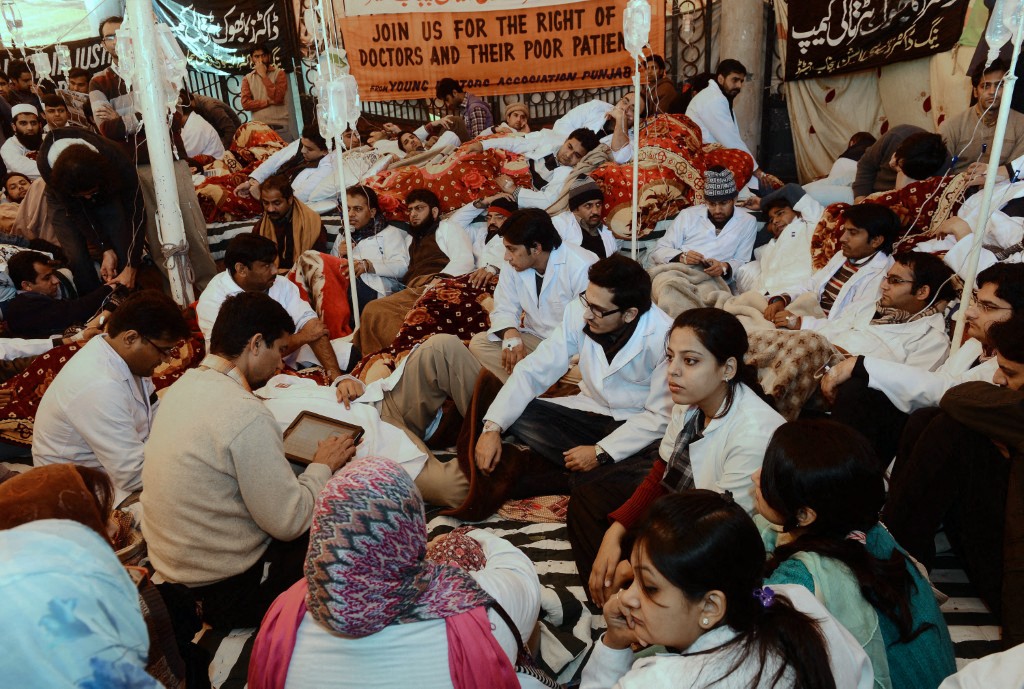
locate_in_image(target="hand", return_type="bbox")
[464,142,484,153]
[563,445,598,472]
[821,355,857,404]
[467,267,494,289]
[589,522,626,606]
[354,259,373,277]
[235,179,259,198]
[100,250,118,283]
[602,590,640,650]
[763,298,787,321]
[474,430,503,475]
[739,196,761,210]
[336,243,349,258]
[439,114,456,129]
[94,102,117,123]
[495,174,516,194]
[73,325,103,344]
[501,335,526,374]
[310,434,357,473]
[254,60,268,78]
[108,266,137,290]
[772,309,800,330]
[680,250,705,265]
[936,216,972,240]
[335,378,366,409]
[703,258,727,277]
[383,122,402,136]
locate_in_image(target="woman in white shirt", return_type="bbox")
[247,456,542,689]
[569,307,784,606]
[580,490,873,689]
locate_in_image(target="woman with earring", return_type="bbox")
[568,307,785,606]
[753,420,956,689]
[581,490,873,689]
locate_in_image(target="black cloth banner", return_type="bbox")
[786,0,970,81]
[153,0,295,75]
[1,37,112,89]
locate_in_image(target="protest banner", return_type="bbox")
[339,0,665,101]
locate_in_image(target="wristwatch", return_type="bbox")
[595,445,614,466]
[482,420,502,434]
[503,337,522,350]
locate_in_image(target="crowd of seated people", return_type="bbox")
[4,41,1024,689]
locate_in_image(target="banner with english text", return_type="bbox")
[339,0,665,102]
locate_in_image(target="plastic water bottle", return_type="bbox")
[988,0,1013,66]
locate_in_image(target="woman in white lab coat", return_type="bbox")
[567,307,784,606]
[579,491,872,689]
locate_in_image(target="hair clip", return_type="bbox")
[720,490,735,505]
[753,586,776,608]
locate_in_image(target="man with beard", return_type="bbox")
[2,172,30,204]
[551,175,620,258]
[650,166,758,284]
[251,175,327,270]
[4,61,42,112]
[466,194,518,288]
[469,208,597,382]
[351,188,476,355]
[197,234,349,382]
[686,59,768,186]
[642,54,685,115]
[1,104,43,179]
[941,58,1024,175]
[143,292,354,629]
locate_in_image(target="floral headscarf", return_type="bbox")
[0,519,159,688]
[304,457,493,636]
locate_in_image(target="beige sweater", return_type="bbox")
[141,367,331,586]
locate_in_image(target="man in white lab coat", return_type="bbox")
[468,208,597,382]
[650,166,757,284]
[551,175,620,258]
[822,262,1024,465]
[763,203,898,331]
[474,255,673,494]
[686,59,769,188]
[33,292,192,504]
[735,183,819,296]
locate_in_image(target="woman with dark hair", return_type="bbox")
[754,420,956,689]
[569,307,785,605]
[582,490,872,688]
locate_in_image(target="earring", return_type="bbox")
[700,617,709,627]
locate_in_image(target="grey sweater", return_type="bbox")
[141,367,331,586]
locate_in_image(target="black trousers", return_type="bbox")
[830,377,909,470]
[188,532,310,629]
[883,409,1010,615]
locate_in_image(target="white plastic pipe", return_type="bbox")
[951,7,1024,352]
[631,58,641,259]
[334,137,360,328]
[125,0,194,306]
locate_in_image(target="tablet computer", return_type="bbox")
[282,411,365,465]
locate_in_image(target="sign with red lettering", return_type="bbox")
[338,0,666,101]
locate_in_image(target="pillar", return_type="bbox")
[717,0,766,162]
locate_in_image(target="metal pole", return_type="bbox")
[334,138,360,328]
[631,56,641,260]
[125,0,194,306]
[951,12,1024,352]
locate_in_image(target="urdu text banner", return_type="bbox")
[785,0,969,81]
[339,0,666,102]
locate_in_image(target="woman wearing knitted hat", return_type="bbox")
[248,457,543,689]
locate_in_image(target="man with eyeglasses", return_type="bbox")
[474,254,673,493]
[883,315,1024,645]
[33,290,191,504]
[821,262,1024,465]
[88,16,139,137]
[469,208,596,382]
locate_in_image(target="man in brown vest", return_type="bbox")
[242,44,292,139]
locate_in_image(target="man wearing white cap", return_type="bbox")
[0,104,43,180]
[649,165,758,283]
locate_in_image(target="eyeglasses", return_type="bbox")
[141,335,180,359]
[579,292,622,318]
[882,274,915,286]
[102,34,117,42]
[971,290,1013,314]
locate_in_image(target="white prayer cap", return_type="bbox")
[11,104,39,119]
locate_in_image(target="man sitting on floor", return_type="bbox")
[469,208,597,382]
[822,262,1024,466]
[815,251,955,370]
[551,175,620,259]
[642,54,685,115]
[142,292,355,630]
[4,250,113,339]
[40,95,72,132]
[351,188,477,355]
[465,195,519,288]
[252,174,327,271]
[1,104,43,180]
[475,255,673,494]
[198,234,350,381]
[33,291,191,503]
[650,166,758,285]
[480,101,531,136]
[735,183,819,295]
[881,315,1024,633]
[763,203,898,331]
